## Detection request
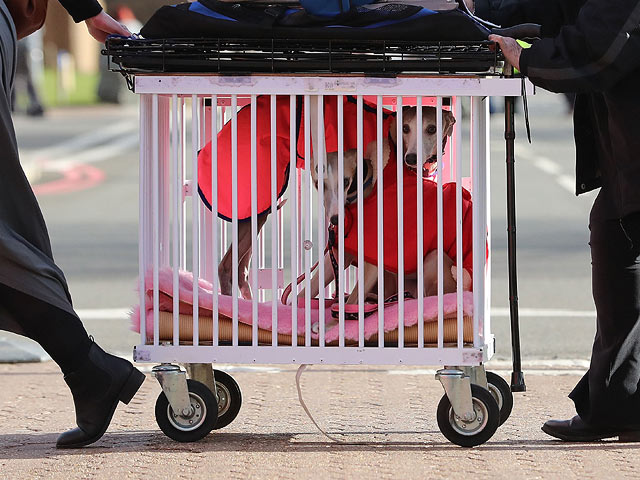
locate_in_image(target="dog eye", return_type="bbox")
[344,178,350,189]
[403,124,410,134]
[426,125,437,135]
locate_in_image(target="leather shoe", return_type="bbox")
[542,415,640,442]
[56,342,146,448]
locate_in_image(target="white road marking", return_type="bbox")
[48,133,139,171]
[20,120,138,166]
[532,156,561,175]
[518,146,575,194]
[557,174,576,193]
[491,307,595,318]
[76,308,131,320]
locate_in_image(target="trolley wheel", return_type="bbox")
[437,384,500,447]
[486,371,514,426]
[212,369,242,429]
[155,379,218,442]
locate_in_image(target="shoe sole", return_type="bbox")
[56,367,146,449]
[541,424,640,442]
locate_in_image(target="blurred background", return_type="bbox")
[13,0,174,113]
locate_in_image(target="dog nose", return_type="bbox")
[330,215,339,226]
[405,153,417,166]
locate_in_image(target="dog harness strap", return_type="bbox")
[345,163,374,205]
[280,238,333,305]
[327,225,341,301]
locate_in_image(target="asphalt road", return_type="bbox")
[3,89,598,363]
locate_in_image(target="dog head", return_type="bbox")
[389,106,456,174]
[313,142,388,226]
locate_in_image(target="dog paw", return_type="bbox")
[239,281,253,300]
[451,265,472,291]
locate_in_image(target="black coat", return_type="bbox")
[478,0,640,218]
[0,0,102,335]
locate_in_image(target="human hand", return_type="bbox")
[488,34,522,71]
[85,11,132,43]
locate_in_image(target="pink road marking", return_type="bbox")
[33,164,106,196]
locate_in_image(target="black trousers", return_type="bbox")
[569,193,640,427]
[0,283,92,375]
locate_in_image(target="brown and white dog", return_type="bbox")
[298,106,468,311]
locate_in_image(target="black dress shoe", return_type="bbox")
[542,415,640,442]
[56,343,146,449]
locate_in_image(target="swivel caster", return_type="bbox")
[437,384,500,447]
[155,379,218,442]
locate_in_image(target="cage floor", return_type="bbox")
[145,311,473,347]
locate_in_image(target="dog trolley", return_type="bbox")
[106,8,533,446]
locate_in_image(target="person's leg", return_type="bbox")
[569,208,640,428]
[25,76,44,116]
[0,282,92,374]
[0,282,146,448]
[0,3,145,449]
[543,192,640,441]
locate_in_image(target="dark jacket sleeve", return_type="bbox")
[519,0,640,93]
[58,0,102,23]
[475,0,584,35]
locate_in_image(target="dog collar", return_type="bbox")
[346,174,374,204]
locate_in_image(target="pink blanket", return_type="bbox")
[130,268,473,343]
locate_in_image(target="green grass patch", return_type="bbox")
[40,68,99,107]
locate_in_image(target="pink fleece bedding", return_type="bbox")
[130,268,473,343]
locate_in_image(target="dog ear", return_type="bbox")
[443,110,456,137]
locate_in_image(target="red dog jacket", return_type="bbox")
[197,95,394,220]
[343,150,475,277]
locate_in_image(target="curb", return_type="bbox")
[0,340,48,363]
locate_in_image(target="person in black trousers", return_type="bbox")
[482,0,640,441]
[0,1,145,448]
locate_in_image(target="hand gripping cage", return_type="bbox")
[127,65,532,446]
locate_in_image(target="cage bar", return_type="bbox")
[416,96,425,349]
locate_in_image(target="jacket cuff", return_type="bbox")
[58,0,103,23]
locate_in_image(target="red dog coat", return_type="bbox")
[197,95,394,220]
[343,150,475,277]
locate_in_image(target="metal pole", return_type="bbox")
[505,95,526,392]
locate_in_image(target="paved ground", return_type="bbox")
[1,362,639,479]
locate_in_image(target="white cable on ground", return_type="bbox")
[296,364,374,445]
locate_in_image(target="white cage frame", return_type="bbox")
[132,75,534,368]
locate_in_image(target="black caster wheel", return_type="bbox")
[212,369,242,429]
[155,379,218,442]
[486,371,514,426]
[437,384,500,447]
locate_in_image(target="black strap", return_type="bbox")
[327,226,340,300]
[199,0,285,27]
[521,77,531,144]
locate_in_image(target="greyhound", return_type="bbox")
[297,106,468,314]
